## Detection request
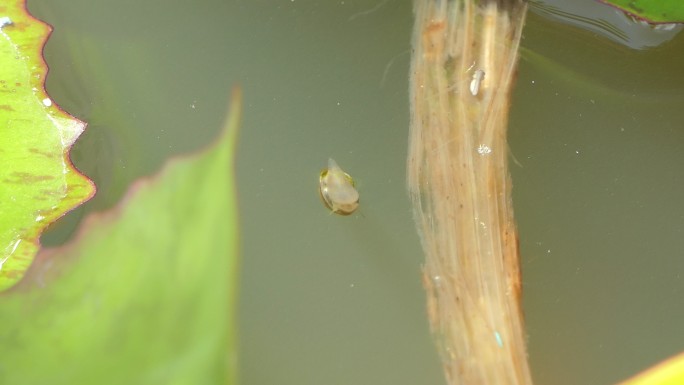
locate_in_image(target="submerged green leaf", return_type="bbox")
[0,90,242,385]
[0,0,95,291]
[600,0,684,24]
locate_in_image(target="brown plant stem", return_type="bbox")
[407,1,531,384]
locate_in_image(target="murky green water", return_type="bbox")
[29,0,684,384]
[513,9,684,385]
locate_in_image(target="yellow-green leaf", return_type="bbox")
[619,352,684,385]
[0,89,241,384]
[0,0,95,291]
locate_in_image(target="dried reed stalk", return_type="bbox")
[407,1,531,384]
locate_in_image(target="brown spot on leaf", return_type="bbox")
[12,21,29,32]
[9,172,56,184]
[39,188,65,197]
[28,148,58,158]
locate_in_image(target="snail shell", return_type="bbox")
[319,158,359,215]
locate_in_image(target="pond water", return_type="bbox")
[29,0,684,384]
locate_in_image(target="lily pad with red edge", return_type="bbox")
[599,0,684,24]
[0,0,95,291]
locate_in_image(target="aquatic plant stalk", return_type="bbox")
[407,1,531,384]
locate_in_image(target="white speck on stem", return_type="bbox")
[470,69,485,96]
[494,331,503,347]
[477,144,492,155]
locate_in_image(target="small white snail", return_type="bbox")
[319,158,359,215]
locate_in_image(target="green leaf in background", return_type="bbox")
[600,0,684,24]
[0,89,242,385]
[0,0,95,291]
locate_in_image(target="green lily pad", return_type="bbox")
[0,89,242,384]
[0,0,95,291]
[600,0,684,24]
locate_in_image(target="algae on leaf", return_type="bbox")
[0,0,95,291]
[0,89,241,385]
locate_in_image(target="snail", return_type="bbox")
[319,158,359,215]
